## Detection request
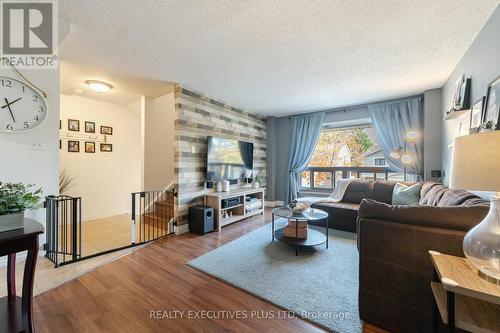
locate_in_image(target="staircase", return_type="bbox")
[143,191,174,231]
[132,188,175,243]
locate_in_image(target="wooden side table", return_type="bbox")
[0,219,44,333]
[429,250,500,333]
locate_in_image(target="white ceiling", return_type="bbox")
[60,61,174,105]
[58,0,499,117]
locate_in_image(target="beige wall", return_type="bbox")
[60,94,142,220]
[141,93,175,191]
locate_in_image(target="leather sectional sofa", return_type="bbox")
[309,180,489,332]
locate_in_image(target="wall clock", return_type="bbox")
[0,76,47,133]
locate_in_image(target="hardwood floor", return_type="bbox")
[34,208,387,333]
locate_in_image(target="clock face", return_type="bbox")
[0,76,47,133]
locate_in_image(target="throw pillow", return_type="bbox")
[392,182,422,205]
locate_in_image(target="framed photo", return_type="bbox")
[470,97,485,133]
[85,142,95,153]
[68,119,80,131]
[85,121,95,133]
[100,126,113,135]
[100,143,113,152]
[458,114,470,137]
[483,75,500,130]
[68,140,80,152]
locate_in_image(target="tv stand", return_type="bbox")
[204,187,265,231]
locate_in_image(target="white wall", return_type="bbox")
[0,68,59,247]
[60,94,141,220]
[141,93,175,191]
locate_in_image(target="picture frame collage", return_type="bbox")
[61,119,113,153]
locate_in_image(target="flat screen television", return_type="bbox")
[206,136,254,182]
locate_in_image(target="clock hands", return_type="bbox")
[1,97,22,109]
[2,97,20,123]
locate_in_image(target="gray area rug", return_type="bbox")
[188,219,362,333]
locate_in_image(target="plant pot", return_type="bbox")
[0,212,25,232]
[252,182,260,189]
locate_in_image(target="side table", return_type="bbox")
[429,250,500,333]
[0,219,44,333]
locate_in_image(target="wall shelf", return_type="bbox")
[444,109,470,120]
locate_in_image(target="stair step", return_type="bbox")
[155,200,174,207]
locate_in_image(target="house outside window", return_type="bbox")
[301,125,406,192]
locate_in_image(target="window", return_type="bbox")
[300,125,407,191]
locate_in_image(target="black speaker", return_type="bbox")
[189,206,214,235]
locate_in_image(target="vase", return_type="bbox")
[463,196,500,284]
[252,181,259,189]
[0,212,25,232]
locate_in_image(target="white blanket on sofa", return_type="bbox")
[297,178,355,205]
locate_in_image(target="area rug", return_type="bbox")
[188,219,362,333]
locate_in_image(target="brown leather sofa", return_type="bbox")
[357,182,489,332]
[310,180,397,232]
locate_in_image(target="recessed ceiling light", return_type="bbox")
[85,80,113,93]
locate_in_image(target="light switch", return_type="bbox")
[28,141,45,151]
[191,146,196,154]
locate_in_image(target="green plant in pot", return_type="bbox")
[252,172,264,189]
[0,182,42,232]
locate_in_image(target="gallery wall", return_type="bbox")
[174,85,267,227]
[60,94,141,220]
[441,5,500,185]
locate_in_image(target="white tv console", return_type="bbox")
[204,187,265,231]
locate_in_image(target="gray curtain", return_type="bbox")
[368,97,424,178]
[285,112,325,203]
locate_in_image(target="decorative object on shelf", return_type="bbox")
[481,120,497,132]
[68,119,80,131]
[252,172,263,189]
[470,97,485,133]
[85,121,95,133]
[215,181,223,192]
[100,143,112,152]
[100,125,113,135]
[222,180,230,192]
[445,75,471,119]
[458,114,471,137]
[483,75,500,130]
[450,131,500,283]
[287,200,310,215]
[59,170,76,194]
[0,75,48,133]
[0,182,42,232]
[453,75,471,110]
[390,130,421,181]
[85,142,95,153]
[68,140,80,152]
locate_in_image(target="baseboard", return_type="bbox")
[83,208,129,221]
[175,223,190,235]
[265,200,284,207]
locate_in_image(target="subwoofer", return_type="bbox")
[188,206,214,234]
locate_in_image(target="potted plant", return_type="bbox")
[0,182,42,232]
[252,172,263,189]
[482,121,497,132]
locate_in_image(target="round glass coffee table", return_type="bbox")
[271,207,329,256]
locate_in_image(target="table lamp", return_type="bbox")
[450,131,500,284]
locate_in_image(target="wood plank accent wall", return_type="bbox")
[174,85,267,226]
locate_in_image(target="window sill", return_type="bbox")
[298,190,331,198]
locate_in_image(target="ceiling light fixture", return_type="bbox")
[85,80,113,93]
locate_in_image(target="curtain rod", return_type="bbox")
[286,94,423,119]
